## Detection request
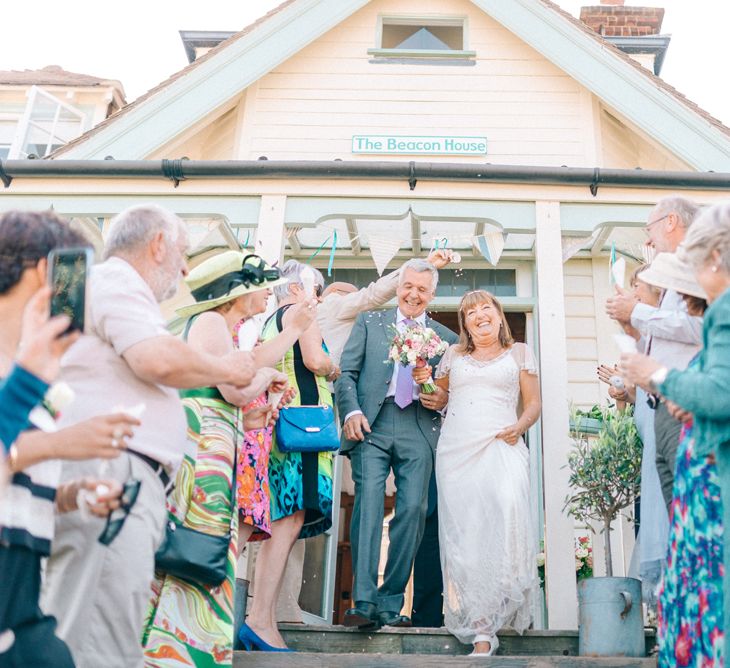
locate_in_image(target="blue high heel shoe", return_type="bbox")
[238,623,295,652]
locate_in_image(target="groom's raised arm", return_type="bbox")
[335,312,368,422]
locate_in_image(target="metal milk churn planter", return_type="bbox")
[578,576,645,657]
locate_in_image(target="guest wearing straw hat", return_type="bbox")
[621,211,730,666]
[143,251,318,667]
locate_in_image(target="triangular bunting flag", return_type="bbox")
[474,231,505,266]
[368,234,403,275]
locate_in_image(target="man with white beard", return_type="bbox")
[42,205,282,668]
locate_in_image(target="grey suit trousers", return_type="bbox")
[654,401,682,511]
[348,400,433,614]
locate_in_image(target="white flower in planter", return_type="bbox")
[536,552,546,567]
[576,547,589,559]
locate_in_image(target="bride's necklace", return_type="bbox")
[469,342,507,362]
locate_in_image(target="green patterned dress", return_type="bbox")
[142,388,240,667]
[142,318,272,667]
[262,305,334,538]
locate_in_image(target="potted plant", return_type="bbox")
[568,404,604,436]
[564,405,645,657]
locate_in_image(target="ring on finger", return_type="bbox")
[112,427,124,440]
[111,438,120,449]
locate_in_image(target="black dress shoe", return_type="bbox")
[378,611,412,627]
[343,602,379,629]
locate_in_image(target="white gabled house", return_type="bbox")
[2,0,729,629]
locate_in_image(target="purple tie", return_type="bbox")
[395,318,415,409]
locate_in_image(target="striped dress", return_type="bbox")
[142,318,272,667]
[142,388,241,667]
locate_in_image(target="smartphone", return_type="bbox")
[48,247,93,333]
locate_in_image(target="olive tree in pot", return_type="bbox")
[564,405,645,657]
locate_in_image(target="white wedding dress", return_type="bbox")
[435,343,539,646]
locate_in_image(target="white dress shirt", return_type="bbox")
[343,308,426,423]
[630,288,703,371]
[385,309,427,399]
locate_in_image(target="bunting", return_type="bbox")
[474,231,505,266]
[368,234,404,275]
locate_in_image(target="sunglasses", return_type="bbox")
[98,478,142,546]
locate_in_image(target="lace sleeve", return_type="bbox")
[435,345,456,379]
[511,343,538,375]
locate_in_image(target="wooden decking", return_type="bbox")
[233,624,657,667]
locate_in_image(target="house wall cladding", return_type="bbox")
[244,0,591,165]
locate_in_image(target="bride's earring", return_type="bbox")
[712,265,719,273]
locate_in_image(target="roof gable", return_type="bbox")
[55,0,730,171]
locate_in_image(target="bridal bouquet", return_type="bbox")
[387,324,449,393]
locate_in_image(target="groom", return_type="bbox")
[336,259,457,628]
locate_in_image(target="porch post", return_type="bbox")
[535,200,578,629]
[255,194,287,264]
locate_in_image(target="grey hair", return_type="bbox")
[104,204,184,260]
[273,259,325,302]
[399,258,439,291]
[679,201,730,274]
[653,196,700,229]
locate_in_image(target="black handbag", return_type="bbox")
[154,445,236,587]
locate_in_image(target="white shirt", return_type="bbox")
[385,309,427,399]
[630,288,702,371]
[344,309,426,423]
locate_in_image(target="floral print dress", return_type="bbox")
[657,417,724,667]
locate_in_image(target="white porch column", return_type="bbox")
[255,195,287,264]
[535,200,578,629]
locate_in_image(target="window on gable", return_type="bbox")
[369,17,475,61]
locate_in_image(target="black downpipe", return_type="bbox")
[1,159,729,193]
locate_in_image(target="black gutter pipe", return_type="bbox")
[1,159,729,194]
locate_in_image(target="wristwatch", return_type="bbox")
[649,366,669,393]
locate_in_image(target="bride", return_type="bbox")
[414,290,541,655]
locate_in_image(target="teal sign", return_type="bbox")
[352,135,487,156]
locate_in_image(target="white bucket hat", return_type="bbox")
[638,252,707,300]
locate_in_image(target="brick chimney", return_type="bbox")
[580,0,664,37]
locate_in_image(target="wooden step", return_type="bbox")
[275,624,656,657]
[233,652,657,667]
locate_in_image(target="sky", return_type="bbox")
[1,0,727,124]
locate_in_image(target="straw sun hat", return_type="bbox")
[638,252,707,300]
[176,250,288,319]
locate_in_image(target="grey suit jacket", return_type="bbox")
[335,308,458,453]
